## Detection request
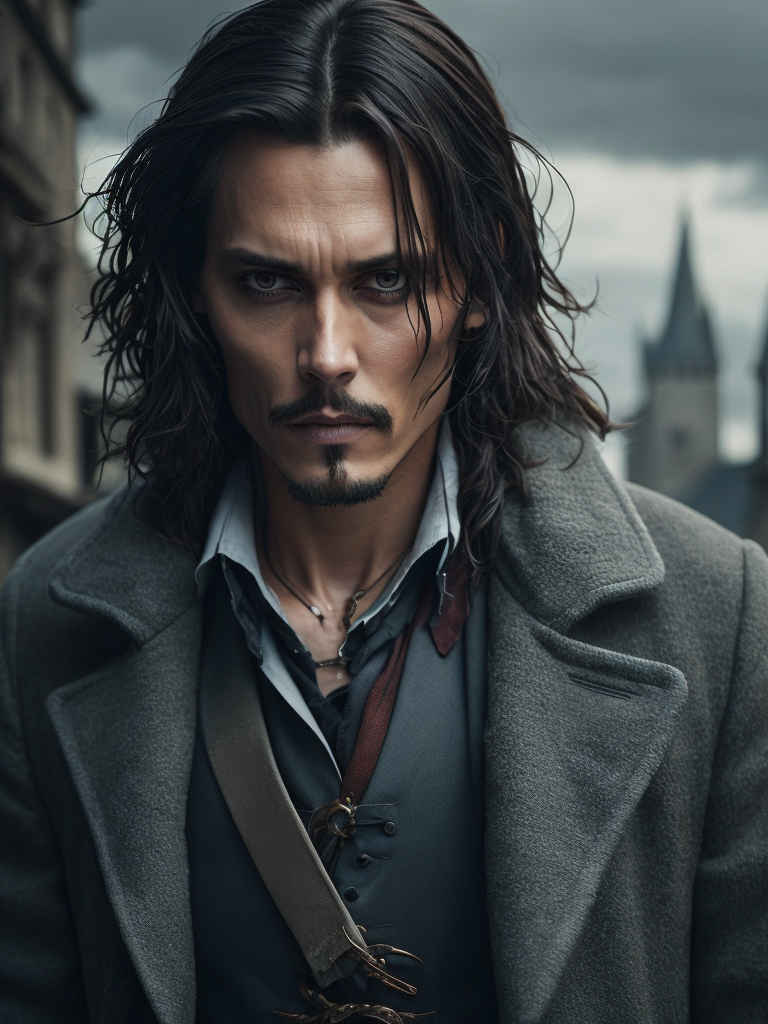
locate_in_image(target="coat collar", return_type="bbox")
[48,480,199,646]
[495,420,665,631]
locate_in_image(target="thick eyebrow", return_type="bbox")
[217,246,412,276]
[218,248,303,274]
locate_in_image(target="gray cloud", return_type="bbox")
[77,0,243,65]
[437,0,768,166]
[76,0,768,169]
[714,164,768,208]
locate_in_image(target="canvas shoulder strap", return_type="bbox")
[198,574,414,992]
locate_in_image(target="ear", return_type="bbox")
[464,299,487,332]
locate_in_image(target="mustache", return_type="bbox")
[268,389,394,433]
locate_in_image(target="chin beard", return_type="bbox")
[285,444,391,506]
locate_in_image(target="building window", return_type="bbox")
[78,392,101,490]
[78,393,126,493]
[4,305,54,456]
[46,95,59,153]
[18,52,34,125]
[669,427,690,452]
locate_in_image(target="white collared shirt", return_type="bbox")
[195,419,461,768]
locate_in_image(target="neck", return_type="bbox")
[256,422,440,616]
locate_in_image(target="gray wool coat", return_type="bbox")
[0,422,767,1024]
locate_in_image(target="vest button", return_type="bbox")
[343,887,360,902]
[383,821,397,835]
[356,853,370,868]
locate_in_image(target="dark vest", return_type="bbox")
[186,574,498,1022]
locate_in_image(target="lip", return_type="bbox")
[289,412,376,427]
[290,420,374,444]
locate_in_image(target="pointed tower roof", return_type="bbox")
[758,302,768,382]
[646,218,717,370]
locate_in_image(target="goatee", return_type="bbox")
[285,444,391,506]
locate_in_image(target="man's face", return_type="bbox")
[195,130,477,504]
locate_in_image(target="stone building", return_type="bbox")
[628,217,768,547]
[0,0,97,581]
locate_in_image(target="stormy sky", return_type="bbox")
[74,0,768,473]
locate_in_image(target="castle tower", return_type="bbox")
[628,218,719,497]
[757,310,768,467]
[741,309,768,549]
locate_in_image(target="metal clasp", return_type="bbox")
[308,798,357,849]
[274,976,435,1021]
[342,928,423,996]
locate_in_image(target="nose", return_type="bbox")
[297,289,359,386]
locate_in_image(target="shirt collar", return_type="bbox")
[195,418,461,625]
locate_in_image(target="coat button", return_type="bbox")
[356,853,370,868]
[343,887,360,902]
[383,821,397,835]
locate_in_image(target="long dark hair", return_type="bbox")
[88,0,611,573]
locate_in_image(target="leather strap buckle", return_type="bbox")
[309,799,357,846]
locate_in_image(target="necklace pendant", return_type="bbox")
[309,605,324,622]
[343,591,364,631]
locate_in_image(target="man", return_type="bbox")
[1,0,766,1021]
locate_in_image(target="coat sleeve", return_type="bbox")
[690,539,768,1021]
[0,566,88,1022]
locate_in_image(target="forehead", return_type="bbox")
[207,130,432,261]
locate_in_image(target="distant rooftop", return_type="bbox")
[645,219,717,371]
[758,308,768,380]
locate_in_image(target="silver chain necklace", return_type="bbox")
[263,531,411,669]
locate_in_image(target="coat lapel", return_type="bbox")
[485,423,688,1023]
[46,483,201,1024]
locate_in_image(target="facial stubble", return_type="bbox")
[285,442,392,506]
